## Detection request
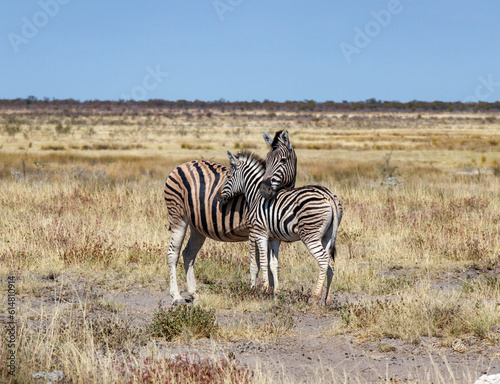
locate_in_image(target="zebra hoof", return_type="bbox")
[263,285,273,295]
[186,293,200,303]
[172,298,187,306]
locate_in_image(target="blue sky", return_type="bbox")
[1,0,499,102]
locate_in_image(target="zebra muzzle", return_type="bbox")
[217,190,229,205]
[259,179,277,200]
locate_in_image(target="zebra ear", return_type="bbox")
[227,151,238,168]
[262,131,273,147]
[279,130,292,151]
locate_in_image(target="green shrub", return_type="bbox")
[149,305,218,341]
[55,122,71,134]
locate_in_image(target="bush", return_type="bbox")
[377,151,401,188]
[55,122,71,134]
[4,116,20,136]
[149,305,218,341]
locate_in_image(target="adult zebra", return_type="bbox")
[218,150,343,304]
[164,131,297,304]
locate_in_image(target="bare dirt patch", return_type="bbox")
[12,272,500,383]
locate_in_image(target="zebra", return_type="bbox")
[217,150,343,304]
[259,130,297,200]
[164,131,297,305]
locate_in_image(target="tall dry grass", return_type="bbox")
[1,108,499,382]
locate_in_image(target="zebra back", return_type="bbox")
[220,151,342,243]
[164,159,249,242]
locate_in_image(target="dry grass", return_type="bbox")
[330,281,500,345]
[1,107,499,383]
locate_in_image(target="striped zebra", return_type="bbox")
[259,130,297,200]
[218,150,343,304]
[164,131,296,304]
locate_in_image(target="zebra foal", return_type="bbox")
[218,151,343,304]
[164,131,297,304]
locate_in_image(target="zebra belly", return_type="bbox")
[258,188,330,242]
[189,197,250,242]
[265,212,300,242]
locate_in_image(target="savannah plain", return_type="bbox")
[1,102,499,383]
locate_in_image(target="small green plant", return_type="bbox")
[377,151,401,188]
[55,122,71,135]
[149,304,218,341]
[3,116,21,136]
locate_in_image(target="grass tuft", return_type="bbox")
[118,353,254,384]
[149,305,218,342]
[335,291,500,344]
[61,236,116,266]
[207,280,274,303]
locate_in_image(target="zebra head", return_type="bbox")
[259,130,297,200]
[217,151,244,205]
[218,150,266,205]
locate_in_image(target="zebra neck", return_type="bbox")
[242,165,264,206]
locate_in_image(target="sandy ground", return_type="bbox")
[14,272,500,384]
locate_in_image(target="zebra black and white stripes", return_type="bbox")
[218,150,343,304]
[260,131,297,200]
[164,131,297,304]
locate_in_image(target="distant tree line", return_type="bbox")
[1,97,500,113]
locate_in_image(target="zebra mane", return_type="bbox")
[236,150,266,171]
[271,130,286,149]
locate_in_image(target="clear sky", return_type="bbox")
[1,0,499,102]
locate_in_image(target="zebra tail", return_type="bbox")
[327,194,343,261]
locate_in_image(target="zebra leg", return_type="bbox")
[167,220,188,305]
[325,257,335,304]
[182,228,206,302]
[322,226,335,304]
[323,207,341,303]
[303,239,330,305]
[254,235,271,292]
[268,239,280,293]
[249,237,260,288]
